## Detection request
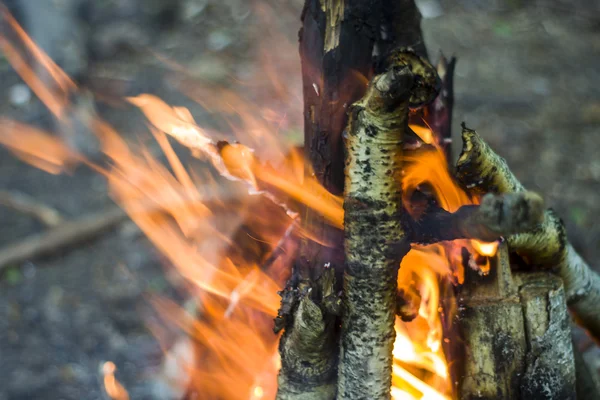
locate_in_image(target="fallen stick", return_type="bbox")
[0,190,63,227]
[456,124,600,342]
[0,207,127,271]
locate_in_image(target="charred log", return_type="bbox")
[423,54,456,161]
[458,243,527,399]
[410,191,544,245]
[516,272,576,400]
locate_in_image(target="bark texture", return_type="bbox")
[277,1,431,397]
[516,272,576,400]
[458,243,527,399]
[458,245,576,400]
[456,124,600,342]
[277,294,338,400]
[339,51,438,399]
[411,191,544,245]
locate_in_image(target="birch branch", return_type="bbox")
[456,124,600,342]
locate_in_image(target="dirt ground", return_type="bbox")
[0,1,599,398]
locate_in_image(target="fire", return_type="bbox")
[472,240,499,257]
[0,10,500,400]
[102,361,130,400]
[0,118,80,174]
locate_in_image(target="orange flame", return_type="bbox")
[102,362,130,400]
[0,9,501,400]
[0,5,76,119]
[0,118,80,174]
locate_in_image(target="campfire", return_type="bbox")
[0,1,598,399]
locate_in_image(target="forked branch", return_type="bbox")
[456,124,600,342]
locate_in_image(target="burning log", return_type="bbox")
[423,54,456,161]
[456,125,600,342]
[410,191,544,245]
[340,50,438,399]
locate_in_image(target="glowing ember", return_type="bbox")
[0,9,503,400]
[102,362,130,400]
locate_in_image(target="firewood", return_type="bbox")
[277,293,338,400]
[516,272,576,399]
[458,245,576,399]
[277,0,432,398]
[423,54,456,161]
[410,191,544,244]
[456,124,600,342]
[458,243,528,399]
[339,50,438,399]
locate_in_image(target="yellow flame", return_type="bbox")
[471,239,499,257]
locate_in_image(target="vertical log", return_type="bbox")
[339,51,438,399]
[516,272,576,399]
[458,243,527,399]
[277,2,385,397]
[340,64,413,400]
[458,244,577,399]
[277,1,430,398]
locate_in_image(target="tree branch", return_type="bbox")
[456,124,600,342]
[339,50,438,399]
[410,191,544,245]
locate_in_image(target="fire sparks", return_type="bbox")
[0,9,502,400]
[102,362,130,400]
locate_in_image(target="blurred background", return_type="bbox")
[0,0,599,398]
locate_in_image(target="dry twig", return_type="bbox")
[0,190,63,227]
[0,207,127,271]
